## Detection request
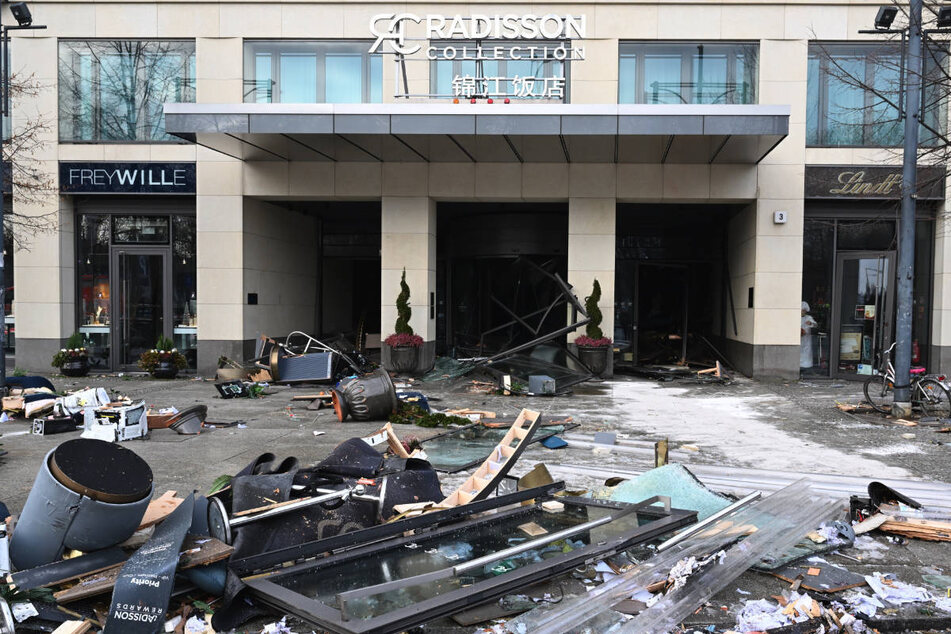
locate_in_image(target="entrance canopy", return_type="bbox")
[164,103,788,164]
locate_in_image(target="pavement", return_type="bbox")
[1,369,950,632]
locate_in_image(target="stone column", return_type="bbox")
[568,197,616,375]
[10,33,72,371]
[381,196,436,371]
[749,39,808,380]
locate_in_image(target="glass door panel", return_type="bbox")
[116,250,167,367]
[833,252,895,378]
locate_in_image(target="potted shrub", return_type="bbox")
[52,332,90,377]
[384,269,423,374]
[138,335,187,379]
[576,279,612,377]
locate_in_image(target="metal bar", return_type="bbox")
[457,515,613,573]
[231,488,354,528]
[656,491,762,552]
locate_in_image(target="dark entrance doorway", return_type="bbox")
[114,249,170,367]
[615,205,733,368]
[311,203,381,351]
[437,204,568,357]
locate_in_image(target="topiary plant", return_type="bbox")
[395,268,413,336]
[585,279,603,340]
[65,331,84,349]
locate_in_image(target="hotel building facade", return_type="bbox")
[8,0,950,381]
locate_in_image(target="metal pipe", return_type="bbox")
[230,487,360,528]
[656,491,762,552]
[455,515,612,573]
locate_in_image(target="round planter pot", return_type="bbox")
[332,368,398,422]
[151,359,179,379]
[60,358,90,377]
[387,345,420,374]
[577,345,610,377]
[9,439,153,570]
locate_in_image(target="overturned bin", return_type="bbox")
[9,438,153,570]
[332,368,398,422]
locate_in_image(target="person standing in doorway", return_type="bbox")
[800,301,818,370]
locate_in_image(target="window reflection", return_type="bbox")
[619,42,758,104]
[58,40,196,142]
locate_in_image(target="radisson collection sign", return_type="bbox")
[369,13,585,99]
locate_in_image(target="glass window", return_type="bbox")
[112,216,170,244]
[801,219,835,375]
[807,42,946,147]
[77,215,112,369]
[244,41,383,103]
[172,216,197,368]
[58,40,195,142]
[619,42,758,104]
[429,41,568,101]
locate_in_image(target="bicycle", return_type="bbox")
[863,341,951,417]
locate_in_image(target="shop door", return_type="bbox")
[113,248,172,368]
[832,252,895,379]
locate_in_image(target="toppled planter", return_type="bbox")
[332,369,398,422]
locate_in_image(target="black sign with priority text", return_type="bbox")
[60,162,196,194]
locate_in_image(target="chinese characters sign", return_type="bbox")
[450,75,566,99]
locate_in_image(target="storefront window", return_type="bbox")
[172,216,197,368]
[619,42,758,104]
[113,216,170,244]
[58,40,196,142]
[800,214,934,377]
[76,213,196,370]
[801,219,834,375]
[77,215,112,369]
[429,41,568,101]
[244,41,382,103]
[807,42,946,147]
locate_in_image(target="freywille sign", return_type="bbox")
[60,162,196,194]
[805,165,946,200]
[369,13,584,99]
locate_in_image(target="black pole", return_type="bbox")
[893,0,923,413]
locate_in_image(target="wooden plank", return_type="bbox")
[291,393,331,401]
[137,490,184,530]
[880,517,951,541]
[54,537,233,604]
[52,621,93,634]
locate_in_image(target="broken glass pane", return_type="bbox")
[421,423,576,473]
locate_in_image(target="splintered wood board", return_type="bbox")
[54,537,233,604]
[137,491,184,529]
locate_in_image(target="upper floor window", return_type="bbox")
[244,41,382,104]
[59,40,195,143]
[619,42,758,104]
[807,42,946,147]
[429,41,569,102]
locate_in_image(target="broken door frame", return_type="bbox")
[244,496,696,634]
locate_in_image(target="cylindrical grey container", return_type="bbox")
[9,439,153,571]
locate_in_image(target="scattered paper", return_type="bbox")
[261,616,293,634]
[164,615,182,632]
[842,590,885,618]
[865,572,931,605]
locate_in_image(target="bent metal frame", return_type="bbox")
[244,491,696,634]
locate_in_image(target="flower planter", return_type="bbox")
[151,360,179,379]
[387,345,420,374]
[332,369,398,422]
[577,345,610,377]
[60,358,89,377]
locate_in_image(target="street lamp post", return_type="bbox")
[861,2,925,416]
[0,2,45,391]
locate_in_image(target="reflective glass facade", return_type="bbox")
[244,40,383,103]
[618,42,758,104]
[58,40,196,142]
